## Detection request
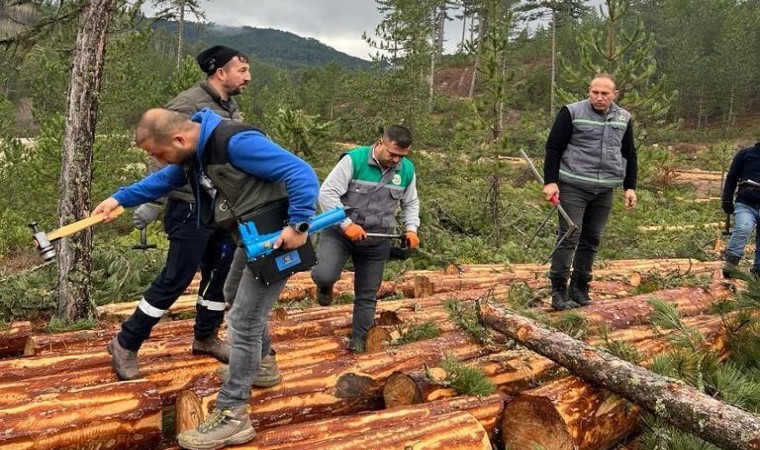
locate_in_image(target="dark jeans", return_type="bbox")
[118,200,236,351]
[549,181,613,281]
[310,228,391,344]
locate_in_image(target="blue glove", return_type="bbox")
[132,204,161,229]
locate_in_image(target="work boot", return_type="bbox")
[192,332,231,364]
[177,404,255,450]
[316,285,333,306]
[216,353,283,388]
[107,337,140,381]
[568,272,593,306]
[550,278,579,311]
[723,255,741,279]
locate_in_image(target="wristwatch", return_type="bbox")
[289,221,310,233]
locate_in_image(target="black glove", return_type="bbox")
[722,200,734,215]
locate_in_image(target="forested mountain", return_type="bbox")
[153,20,374,70]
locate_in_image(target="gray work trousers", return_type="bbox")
[215,247,286,409]
[311,228,390,344]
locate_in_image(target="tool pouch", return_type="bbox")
[243,199,317,285]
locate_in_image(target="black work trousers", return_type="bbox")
[549,181,613,282]
[118,200,236,351]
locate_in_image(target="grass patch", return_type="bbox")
[551,311,588,339]
[45,316,98,333]
[443,299,490,345]
[440,356,496,397]
[396,321,441,345]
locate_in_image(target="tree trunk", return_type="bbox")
[0,321,31,357]
[0,379,162,449]
[176,0,185,69]
[57,0,115,322]
[478,302,760,450]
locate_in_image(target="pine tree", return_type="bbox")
[556,0,676,129]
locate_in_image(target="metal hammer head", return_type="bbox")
[29,221,56,261]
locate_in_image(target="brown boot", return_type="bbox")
[216,354,283,388]
[107,337,140,380]
[192,332,231,364]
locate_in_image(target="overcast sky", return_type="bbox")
[146,0,464,60]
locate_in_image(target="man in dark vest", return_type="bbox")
[543,73,638,310]
[310,125,420,351]
[94,107,318,449]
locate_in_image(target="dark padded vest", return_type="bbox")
[194,121,288,229]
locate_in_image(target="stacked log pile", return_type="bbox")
[0,258,742,449]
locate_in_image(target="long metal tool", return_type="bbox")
[519,150,578,263]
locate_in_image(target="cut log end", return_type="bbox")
[413,274,435,298]
[365,326,392,353]
[383,371,423,408]
[175,390,204,436]
[502,395,575,450]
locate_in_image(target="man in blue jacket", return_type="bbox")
[94,107,318,450]
[721,142,760,278]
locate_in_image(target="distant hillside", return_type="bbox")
[154,21,374,70]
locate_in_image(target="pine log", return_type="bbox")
[578,283,733,331]
[637,223,721,232]
[0,379,162,450]
[502,376,642,450]
[0,321,32,358]
[445,258,713,275]
[175,394,505,448]
[266,411,491,450]
[383,349,556,407]
[177,331,491,431]
[478,302,760,450]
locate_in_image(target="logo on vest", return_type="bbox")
[392,174,402,185]
[617,114,626,122]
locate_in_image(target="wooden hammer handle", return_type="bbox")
[47,206,125,242]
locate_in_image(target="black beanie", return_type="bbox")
[197,45,241,75]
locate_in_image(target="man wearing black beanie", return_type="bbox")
[108,46,280,390]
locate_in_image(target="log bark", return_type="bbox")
[0,379,162,450]
[0,321,31,358]
[502,376,641,450]
[177,331,491,431]
[445,258,714,275]
[479,302,760,450]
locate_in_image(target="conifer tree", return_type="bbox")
[556,0,675,128]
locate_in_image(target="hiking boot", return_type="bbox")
[176,404,255,450]
[550,277,579,311]
[215,354,283,388]
[568,272,593,306]
[316,285,333,306]
[192,332,230,364]
[107,337,140,381]
[723,255,741,279]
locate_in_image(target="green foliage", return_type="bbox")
[440,355,497,396]
[551,311,588,339]
[46,316,97,332]
[597,324,643,364]
[396,320,441,345]
[443,299,490,345]
[266,108,334,157]
[639,416,720,450]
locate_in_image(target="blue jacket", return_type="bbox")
[113,109,318,224]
